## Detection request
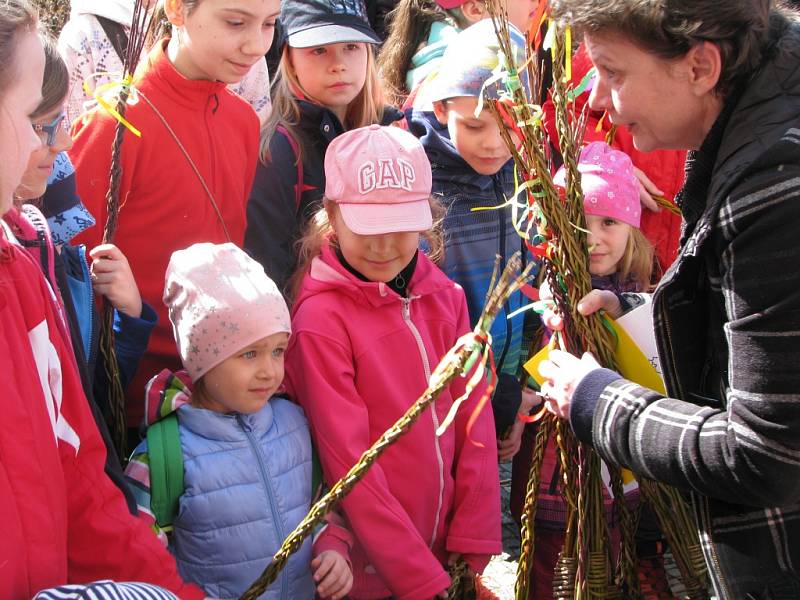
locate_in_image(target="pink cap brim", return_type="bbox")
[338,198,433,235]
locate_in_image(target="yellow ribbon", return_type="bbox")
[470,177,540,241]
[83,72,142,138]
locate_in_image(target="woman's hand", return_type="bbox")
[541,282,624,331]
[538,350,601,419]
[312,550,353,600]
[89,244,142,318]
[633,166,663,212]
[498,388,543,462]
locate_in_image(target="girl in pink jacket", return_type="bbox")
[285,124,501,599]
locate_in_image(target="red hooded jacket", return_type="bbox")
[0,229,202,599]
[285,246,501,599]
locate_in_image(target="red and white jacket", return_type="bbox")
[0,230,202,599]
[285,245,501,600]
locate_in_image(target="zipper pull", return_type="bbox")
[401,298,410,320]
[235,414,251,432]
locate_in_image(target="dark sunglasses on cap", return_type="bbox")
[32,112,67,147]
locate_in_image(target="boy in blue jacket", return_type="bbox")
[407,20,541,458]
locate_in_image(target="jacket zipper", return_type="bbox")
[657,290,731,598]
[656,296,685,401]
[81,245,99,372]
[401,297,445,548]
[492,175,513,370]
[237,415,288,599]
[693,491,732,599]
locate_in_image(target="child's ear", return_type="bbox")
[460,0,488,24]
[164,0,185,26]
[432,101,449,126]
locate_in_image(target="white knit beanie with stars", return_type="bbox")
[164,242,291,381]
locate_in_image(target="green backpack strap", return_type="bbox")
[146,413,184,532]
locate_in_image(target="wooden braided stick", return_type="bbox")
[447,557,478,599]
[99,81,131,460]
[97,0,154,459]
[484,5,639,596]
[514,412,555,600]
[239,255,534,600]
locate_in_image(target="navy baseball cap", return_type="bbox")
[281,0,381,48]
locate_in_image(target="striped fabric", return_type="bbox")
[34,581,178,600]
[573,14,800,600]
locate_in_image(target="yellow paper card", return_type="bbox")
[524,321,656,491]
[524,344,550,387]
[523,317,665,394]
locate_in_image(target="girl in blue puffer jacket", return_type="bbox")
[124,243,352,600]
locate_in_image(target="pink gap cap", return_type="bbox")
[554,141,641,228]
[325,124,433,236]
[436,0,469,7]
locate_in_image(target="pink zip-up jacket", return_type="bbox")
[285,245,501,599]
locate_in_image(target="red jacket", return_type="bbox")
[285,246,501,599]
[544,46,686,273]
[69,40,259,425]
[0,231,202,599]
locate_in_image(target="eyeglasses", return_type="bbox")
[32,112,67,147]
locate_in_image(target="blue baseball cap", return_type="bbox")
[281,0,381,48]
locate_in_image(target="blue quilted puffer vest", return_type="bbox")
[172,398,315,600]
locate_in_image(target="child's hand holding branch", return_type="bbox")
[312,550,353,600]
[89,244,142,318]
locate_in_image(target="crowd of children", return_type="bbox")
[10,0,795,598]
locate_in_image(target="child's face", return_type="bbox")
[329,204,420,283]
[0,30,45,215]
[288,42,369,123]
[16,105,71,202]
[586,214,631,277]
[433,96,512,176]
[166,0,280,83]
[194,332,289,415]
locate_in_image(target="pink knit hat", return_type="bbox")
[325,124,433,235]
[436,0,468,7]
[554,141,641,228]
[164,243,291,381]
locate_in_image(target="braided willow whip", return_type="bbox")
[239,255,534,600]
[486,4,709,597]
[514,412,555,599]
[97,0,154,459]
[484,7,630,597]
[448,557,478,599]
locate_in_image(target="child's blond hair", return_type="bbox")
[259,45,385,163]
[618,226,655,291]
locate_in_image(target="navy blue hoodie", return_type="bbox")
[408,109,538,432]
